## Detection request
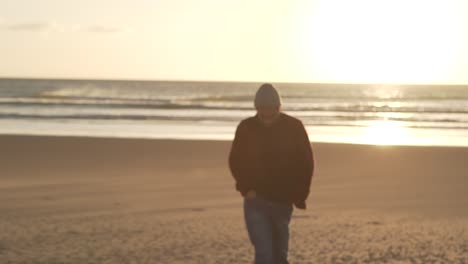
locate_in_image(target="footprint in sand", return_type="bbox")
[367,221,384,225]
[292,215,311,219]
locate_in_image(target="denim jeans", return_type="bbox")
[243,194,294,264]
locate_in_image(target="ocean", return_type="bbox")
[1,78,467,146]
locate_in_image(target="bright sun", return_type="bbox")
[293,0,466,84]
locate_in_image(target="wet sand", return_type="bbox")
[0,135,467,263]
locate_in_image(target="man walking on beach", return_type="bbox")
[229,83,315,264]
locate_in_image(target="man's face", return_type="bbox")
[256,105,280,125]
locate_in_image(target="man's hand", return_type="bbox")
[244,190,256,199]
[294,200,307,209]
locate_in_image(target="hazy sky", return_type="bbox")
[1,0,467,84]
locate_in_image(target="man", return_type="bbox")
[229,83,315,264]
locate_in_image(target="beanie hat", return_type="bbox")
[254,83,282,107]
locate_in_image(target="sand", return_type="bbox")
[0,135,467,263]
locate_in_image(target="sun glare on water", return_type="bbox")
[361,120,410,145]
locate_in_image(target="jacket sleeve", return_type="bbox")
[228,122,253,196]
[294,121,315,204]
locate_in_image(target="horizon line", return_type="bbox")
[0,75,467,86]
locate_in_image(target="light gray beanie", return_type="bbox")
[254,83,282,107]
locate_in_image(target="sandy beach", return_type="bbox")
[0,135,467,263]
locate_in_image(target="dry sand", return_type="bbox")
[0,135,467,263]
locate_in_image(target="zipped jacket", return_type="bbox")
[229,112,314,209]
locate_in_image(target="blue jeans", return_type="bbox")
[243,194,294,264]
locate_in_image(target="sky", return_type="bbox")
[1,0,467,84]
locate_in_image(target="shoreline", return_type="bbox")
[1,132,468,148]
[2,115,468,147]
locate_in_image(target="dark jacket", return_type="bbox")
[228,112,314,209]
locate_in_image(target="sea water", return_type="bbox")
[1,78,467,146]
